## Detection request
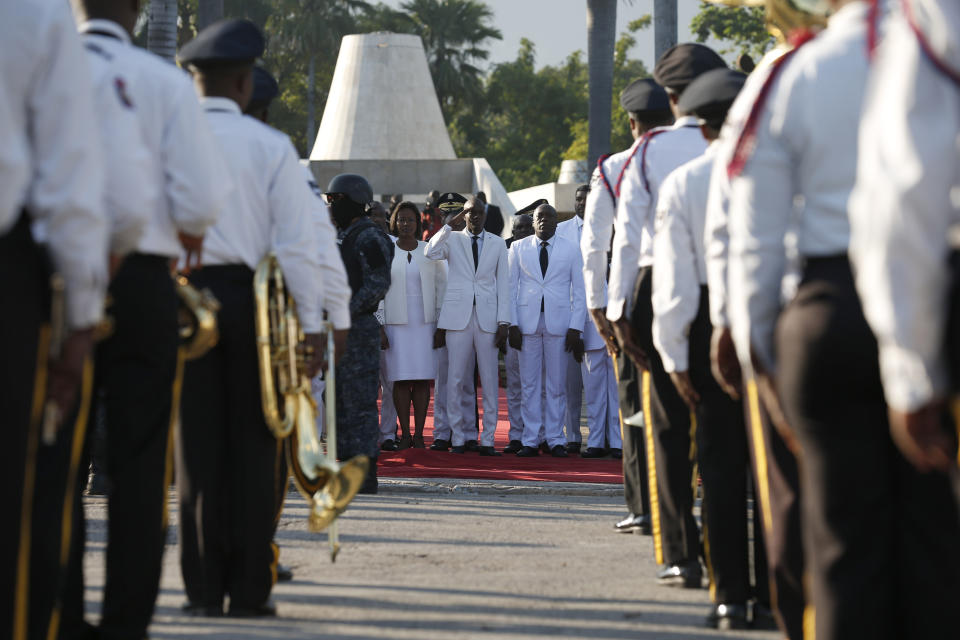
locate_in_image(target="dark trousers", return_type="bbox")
[0,214,49,640]
[178,265,280,610]
[688,288,768,606]
[777,256,960,640]
[616,335,649,517]
[633,267,699,566]
[336,313,382,461]
[745,379,805,640]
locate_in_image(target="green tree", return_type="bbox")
[690,2,772,60]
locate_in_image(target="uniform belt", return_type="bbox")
[126,252,172,268]
[192,264,254,283]
[802,253,849,279]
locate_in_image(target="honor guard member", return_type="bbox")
[607,44,725,586]
[176,19,325,617]
[326,173,393,493]
[652,68,771,629]
[723,2,948,637]
[582,78,673,534]
[849,0,960,634]
[1,0,109,637]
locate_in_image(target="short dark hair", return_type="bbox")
[631,109,674,129]
[389,201,423,238]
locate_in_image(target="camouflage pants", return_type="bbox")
[335,313,381,460]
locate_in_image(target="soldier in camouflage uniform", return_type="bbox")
[325,174,393,493]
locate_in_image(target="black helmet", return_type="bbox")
[325,173,373,206]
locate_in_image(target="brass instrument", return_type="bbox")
[175,274,220,360]
[253,254,367,560]
[706,0,826,45]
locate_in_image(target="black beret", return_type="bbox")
[515,198,548,216]
[436,192,467,215]
[619,78,670,113]
[653,43,726,95]
[247,67,279,111]
[178,19,265,68]
[677,68,746,125]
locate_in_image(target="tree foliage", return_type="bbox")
[689,2,772,60]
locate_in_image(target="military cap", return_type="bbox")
[653,43,726,95]
[436,192,467,215]
[619,78,670,113]
[178,19,265,69]
[514,198,549,216]
[247,66,279,111]
[677,68,746,128]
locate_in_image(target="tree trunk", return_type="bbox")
[586,0,616,170]
[654,0,678,63]
[197,0,224,30]
[147,0,178,62]
[306,55,316,156]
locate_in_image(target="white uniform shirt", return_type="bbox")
[652,146,715,373]
[80,29,157,256]
[850,0,960,411]
[607,116,707,321]
[1,0,108,328]
[79,20,229,258]
[200,98,325,332]
[727,1,872,371]
[300,164,351,330]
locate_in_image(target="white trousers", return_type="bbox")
[519,313,567,448]
[564,351,583,443]
[432,346,474,441]
[445,309,499,447]
[582,349,622,450]
[378,351,398,442]
[311,376,325,438]
[505,346,523,442]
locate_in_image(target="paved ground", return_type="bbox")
[81,480,780,640]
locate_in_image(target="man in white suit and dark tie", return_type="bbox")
[426,196,511,455]
[508,204,586,457]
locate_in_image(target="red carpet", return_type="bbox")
[377,387,623,484]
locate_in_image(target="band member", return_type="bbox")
[508,203,586,457]
[607,44,725,586]
[1,1,109,637]
[426,196,511,456]
[582,78,673,534]
[176,18,325,617]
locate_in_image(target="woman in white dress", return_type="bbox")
[382,203,445,448]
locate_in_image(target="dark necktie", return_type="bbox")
[539,241,549,312]
[472,235,479,271]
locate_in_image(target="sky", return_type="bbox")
[377,0,708,72]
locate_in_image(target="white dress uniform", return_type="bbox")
[580,311,622,451]
[504,242,525,444]
[375,301,398,442]
[509,234,586,449]
[1,1,108,635]
[556,215,585,445]
[426,224,511,448]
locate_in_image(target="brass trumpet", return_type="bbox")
[175,274,220,360]
[253,254,367,559]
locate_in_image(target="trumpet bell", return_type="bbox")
[306,456,369,533]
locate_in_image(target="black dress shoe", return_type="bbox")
[502,439,523,454]
[656,561,702,589]
[227,602,277,618]
[538,441,550,454]
[614,513,651,534]
[276,563,293,582]
[182,602,223,617]
[478,446,501,456]
[450,445,466,454]
[380,439,399,452]
[706,603,749,630]
[516,446,539,457]
[551,445,568,457]
[429,438,450,451]
[566,442,581,454]
[608,448,622,459]
[464,439,480,452]
[581,447,607,458]
[750,602,779,630]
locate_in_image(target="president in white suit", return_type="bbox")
[508,203,586,457]
[425,196,510,455]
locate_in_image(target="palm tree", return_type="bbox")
[401,0,502,121]
[586,0,616,170]
[653,0,677,61]
[148,0,178,62]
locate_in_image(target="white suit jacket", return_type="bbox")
[509,234,586,336]
[425,224,511,332]
[383,240,446,325]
